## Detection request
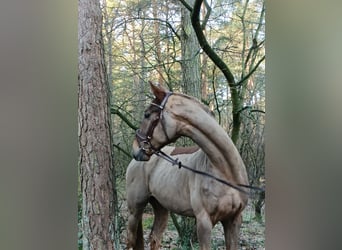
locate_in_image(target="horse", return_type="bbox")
[126,82,249,250]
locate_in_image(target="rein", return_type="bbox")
[154,150,264,196]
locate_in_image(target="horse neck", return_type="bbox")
[172,96,248,184]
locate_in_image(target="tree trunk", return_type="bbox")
[174,1,201,245]
[78,0,115,248]
[181,0,201,100]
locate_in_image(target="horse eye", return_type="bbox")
[144,112,151,119]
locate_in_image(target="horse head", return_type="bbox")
[132,82,180,161]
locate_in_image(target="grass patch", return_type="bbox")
[142,215,154,229]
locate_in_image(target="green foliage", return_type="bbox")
[178,217,197,249]
[170,213,198,249]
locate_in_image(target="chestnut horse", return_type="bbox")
[126,83,249,250]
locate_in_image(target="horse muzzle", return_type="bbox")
[132,148,151,161]
[132,139,151,161]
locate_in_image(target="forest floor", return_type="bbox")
[120,200,265,250]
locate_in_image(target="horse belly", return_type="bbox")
[149,170,194,216]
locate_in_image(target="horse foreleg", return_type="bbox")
[149,197,169,250]
[221,214,242,250]
[196,211,213,250]
[127,208,145,250]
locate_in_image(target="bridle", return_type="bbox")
[135,92,173,155]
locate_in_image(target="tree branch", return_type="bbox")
[130,17,181,41]
[190,0,236,86]
[250,109,265,114]
[244,38,258,68]
[110,108,138,131]
[211,67,221,124]
[179,0,193,12]
[236,55,265,86]
[113,143,131,158]
[190,0,242,144]
[238,106,265,114]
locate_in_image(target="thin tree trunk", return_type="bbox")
[78,0,115,248]
[152,0,164,84]
[139,17,147,113]
[200,4,208,103]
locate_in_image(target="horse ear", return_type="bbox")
[149,81,166,102]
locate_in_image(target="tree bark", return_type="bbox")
[78,0,115,248]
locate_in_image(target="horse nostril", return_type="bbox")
[133,148,150,161]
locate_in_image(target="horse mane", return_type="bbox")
[174,93,215,117]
